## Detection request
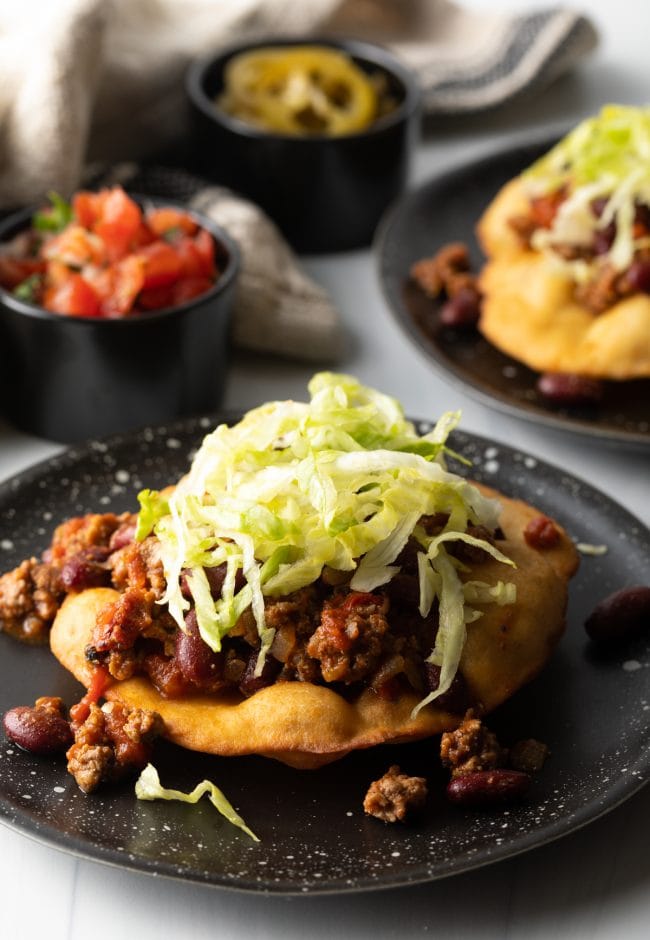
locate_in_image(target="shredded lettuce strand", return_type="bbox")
[135,764,259,842]
[140,373,515,714]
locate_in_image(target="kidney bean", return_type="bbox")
[590,196,609,218]
[60,546,111,591]
[143,652,189,698]
[446,769,531,807]
[239,649,281,698]
[424,662,472,714]
[624,258,650,294]
[109,521,137,551]
[203,564,228,597]
[175,609,223,688]
[3,699,72,755]
[536,372,604,406]
[524,515,560,549]
[375,676,402,701]
[593,222,616,255]
[180,564,246,600]
[439,287,481,328]
[585,585,650,647]
[634,203,650,230]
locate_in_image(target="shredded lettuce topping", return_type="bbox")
[138,373,515,711]
[523,104,650,278]
[135,764,259,841]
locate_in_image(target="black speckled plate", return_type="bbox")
[0,417,648,894]
[375,136,650,450]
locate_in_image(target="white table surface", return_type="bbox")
[1,2,649,937]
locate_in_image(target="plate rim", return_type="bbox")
[0,414,649,894]
[374,133,650,451]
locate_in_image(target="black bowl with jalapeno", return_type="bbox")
[186,37,421,253]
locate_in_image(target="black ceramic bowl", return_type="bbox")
[186,37,421,253]
[0,200,239,443]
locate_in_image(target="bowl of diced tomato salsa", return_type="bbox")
[0,187,239,442]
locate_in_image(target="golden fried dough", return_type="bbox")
[464,484,578,711]
[50,488,578,769]
[476,177,650,379]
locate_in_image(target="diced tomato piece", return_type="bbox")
[42,225,105,267]
[102,256,146,317]
[176,237,205,278]
[43,274,101,318]
[529,188,566,229]
[73,191,107,229]
[46,260,75,288]
[137,285,176,311]
[172,276,214,305]
[136,241,182,290]
[82,265,114,304]
[176,231,216,279]
[193,228,217,277]
[94,188,143,262]
[130,222,157,250]
[87,255,146,317]
[70,665,111,728]
[0,257,45,290]
[146,207,198,238]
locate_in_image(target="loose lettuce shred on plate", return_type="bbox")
[137,372,515,715]
[135,764,259,842]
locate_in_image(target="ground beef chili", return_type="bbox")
[508,189,650,314]
[414,193,650,321]
[0,558,64,644]
[0,512,133,643]
[0,509,502,712]
[1,507,505,796]
[410,242,475,299]
[67,701,164,793]
[410,243,482,327]
[440,712,549,785]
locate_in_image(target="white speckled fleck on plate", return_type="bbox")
[0,416,648,894]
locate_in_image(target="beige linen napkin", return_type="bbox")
[189,186,346,360]
[0,0,597,361]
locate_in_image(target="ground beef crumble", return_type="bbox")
[67,701,164,793]
[410,242,477,299]
[0,558,64,643]
[363,764,428,822]
[109,535,166,599]
[440,712,504,778]
[306,592,390,684]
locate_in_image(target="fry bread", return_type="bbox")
[477,177,650,379]
[50,486,578,769]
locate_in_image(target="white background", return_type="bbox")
[1,1,649,936]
